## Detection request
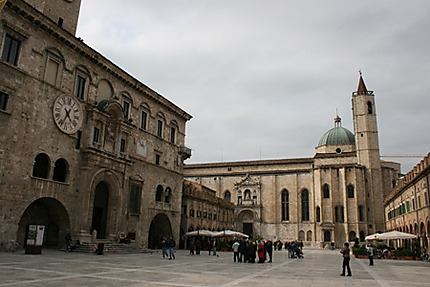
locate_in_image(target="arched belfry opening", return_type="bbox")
[17,197,70,248]
[91,181,110,239]
[148,213,172,249]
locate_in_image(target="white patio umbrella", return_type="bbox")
[185,230,215,237]
[211,230,249,238]
[377,231,418,240]
[365,231,418,241]
[365,233,381,241]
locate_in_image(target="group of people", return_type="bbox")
[161,236,176,259]
[231,239,273,263]
[65,233,81,252]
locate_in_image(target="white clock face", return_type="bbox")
[53,95,83,134]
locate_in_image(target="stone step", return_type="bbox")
[68,241,153,254]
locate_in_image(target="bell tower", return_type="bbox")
[351,73,384,232]
[25,0,82,35]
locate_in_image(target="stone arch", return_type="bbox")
[156,185,164,202]
[298,230,305,241]
[236,209,257,237]
[97,79,114,102]
[224,190,231,202]
[53,158,68,182]
[88,169,121,240]
[148,213,172,249]
[32,153,50,179]
[17,197,70,248]
[306,230,312,241]
[323,184,330,198]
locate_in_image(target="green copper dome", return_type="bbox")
[317,116,355,147]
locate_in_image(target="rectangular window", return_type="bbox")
[425,192,428,206]
[412,198,415,210]
[75,130,82,149]
[189,209,195,217]
[213,213,217,220]
[93,127,100,143]
[406,201,410,212]
[0,92,8,111]
[170,127,176,143]
[418,196,421,208]
[123,101,130,119]
[197,210,201,218]
[155,154,160,165]
[140,111,147,130]
[120,138,126,153]
[1,34,20,65]
[75,75,86,99]
[157,120,163,137]
[128,183,142,213]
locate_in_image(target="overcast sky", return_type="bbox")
[77,0,430,173]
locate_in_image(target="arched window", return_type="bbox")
[281,189,289,221]
[52,158,68,182]
[155,185,163,202]
[301,189,310,221]
[347,184,354,198]
[306,231,312,241]
[164,187,172,203]
[316,206,321,222]
[349,231,356,241]
[367,101,373,114]
[298,230,305,241]
[324,230,331,242]
[32,153,50,179]
[224,190,231,202]
[323,184,330,199]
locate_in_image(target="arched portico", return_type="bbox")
[236,209,258,238]
[17,197,70,248]
[148,213,172,249]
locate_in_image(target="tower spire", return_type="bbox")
[357,70,368,95]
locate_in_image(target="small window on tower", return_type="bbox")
[367,101,373,114]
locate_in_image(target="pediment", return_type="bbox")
[235,174,260,187]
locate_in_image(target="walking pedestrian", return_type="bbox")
[161,237,168,258]
[340,242,352,276]
[168,236,176,260]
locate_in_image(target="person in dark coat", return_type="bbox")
[265,240,273,262]
[340,242,352,276]
[239,240,247,263]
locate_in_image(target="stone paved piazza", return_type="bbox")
[0,248,429,286]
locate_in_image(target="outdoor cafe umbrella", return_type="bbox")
[185,230,215,237]
[211,230,249,238]
[365,231,417,241]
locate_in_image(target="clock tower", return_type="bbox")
[24,0,82,35]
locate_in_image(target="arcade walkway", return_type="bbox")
[0,248,428,286]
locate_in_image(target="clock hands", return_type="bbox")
[64,108,72,122]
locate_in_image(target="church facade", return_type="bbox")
[185,76,401,248]
[0,0,191,249]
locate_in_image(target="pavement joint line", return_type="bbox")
[218,250,317,287]
[353,256,391,287]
